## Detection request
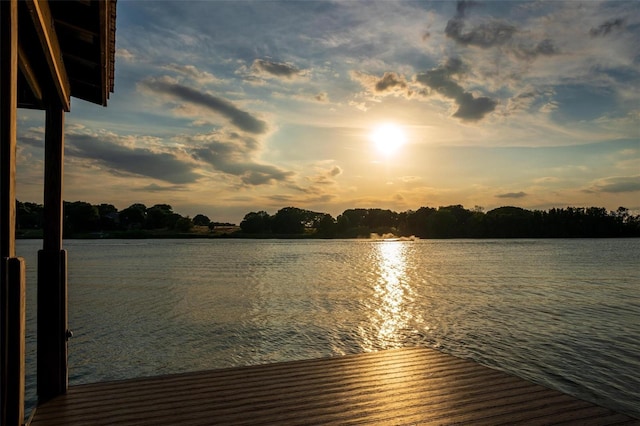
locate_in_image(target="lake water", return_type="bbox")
[17,238,640,418]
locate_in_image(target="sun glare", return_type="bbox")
[370,123,406,157]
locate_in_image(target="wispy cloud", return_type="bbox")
[250,59,308,80]
[588,175,640,194]
[187,131,294,186]
[590,18,625,38]
[140,77,268,134]
[133,183,188,192]
[445,1,516,48]
[496,191,528,199]
[162,63,224,85]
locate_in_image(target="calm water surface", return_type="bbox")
[18,238,640,418]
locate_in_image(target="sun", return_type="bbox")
[370,123,406,157]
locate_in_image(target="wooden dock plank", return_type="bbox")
[30,347,637,426]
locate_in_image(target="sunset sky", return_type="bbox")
[17,1,640,224]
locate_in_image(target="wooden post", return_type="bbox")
[2,259,26,426]
[1,1,27,425]
[37,104,68,403]
[43,104,65,251]
[0,0,17,259]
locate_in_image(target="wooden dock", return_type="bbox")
[30,347,637,425]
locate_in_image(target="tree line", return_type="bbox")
[16,201,640,239]
[16,201,231,237]
[241,205,639,238]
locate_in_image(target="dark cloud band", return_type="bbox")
[66,133,200,184]
[251,59,304,79]
[496,191,527,199]
[142,79,267,134]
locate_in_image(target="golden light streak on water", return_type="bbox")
[371,241,410,348]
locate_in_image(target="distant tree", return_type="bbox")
[97,203,119,230]
[146,204,174,229]
[314,213,337,237]
[485,206,533,238]
[425,209,457,238]
[193,214,211,227]
[338,209,369,230]
[420,205,474,238]
[465,210,486,238]
[336,208,386,237]
[174,216,193,232]
[271,207,305,234]
[240,211,271,234]
[405,207,436,237]
[365,209,398,231]
[120,203,147,229]
[16,201,43,230]
[64,201,100,234]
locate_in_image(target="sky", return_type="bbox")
[17,0,640,224]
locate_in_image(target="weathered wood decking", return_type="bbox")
[30,347,637,425]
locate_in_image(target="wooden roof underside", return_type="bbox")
[17,0,116,110]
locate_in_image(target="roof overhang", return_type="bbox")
[17,0,116,111]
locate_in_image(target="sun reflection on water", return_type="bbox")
[368,241,412,349]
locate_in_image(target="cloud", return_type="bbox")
[444,1,559,62]
[496,191,527,199]
[445,1,516,48]
[351,71,412,98]
[375,72,408,93]
[133,183,187,192]
[589,175,640,193]
[314,92,329,102]
[140,78,267,134]
[65,133,201,184]
[307,165,342,186]
[188,131,294,186]
[116,48,135,62]
[590,18,625,38]
[162,63,223,85]
[250,59,308,80]
[415,58,497,122]
[513,39,560,60]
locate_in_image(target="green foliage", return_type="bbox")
[64,201,100,234]
[16,201,43,230]
[240,211,271,234]
[146,204,174,229]
[272,207,306,234]
[15,200,640,239]
[193,214,211,227]
[120,203,147,229]
[174,216,193,232]
[97,204,119,230]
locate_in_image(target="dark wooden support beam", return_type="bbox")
[37,104,69,403]
[43,105,64,252]
[37,250,67,403]
[1,2,27,425]
[1,0,18,260]
[18,44,43,104]
[2,259,26,426]
[99,0,110,106]
[24,0,71,111]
